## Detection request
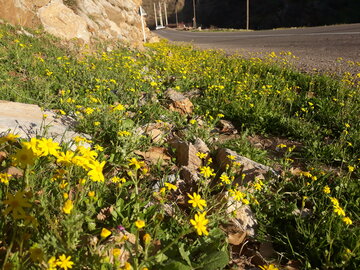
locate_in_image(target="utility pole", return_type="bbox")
[246,0,249,30]
[154,3,158,28]
[163,2,168,26]
[175,5,178,28]
[192,0,197,28]
[158,2,164,27]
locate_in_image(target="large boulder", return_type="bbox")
[0,100,88,146]
[0,0,152,44]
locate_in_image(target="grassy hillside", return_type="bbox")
[0,23,359,269]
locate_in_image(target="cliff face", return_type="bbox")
[0,0,151,44]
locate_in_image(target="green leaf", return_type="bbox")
[199,251,229,270]
[162,260,192,270]
[121,119,134,129]
[155,252,168,264]
[179,243,192,267]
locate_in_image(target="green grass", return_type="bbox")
[0,23,359,270]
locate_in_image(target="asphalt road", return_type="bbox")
[154,24,360,74]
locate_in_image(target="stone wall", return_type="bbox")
[0,0,152,44]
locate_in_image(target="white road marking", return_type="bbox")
[157,30,360,39]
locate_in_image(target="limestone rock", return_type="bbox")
[38,1,91,43]
[5,166,24,178]
[180,165,200,184]
[0,100,87,146]
[218,119,238,134]
[169,139,202,171]
[216,148,279,183]
[136,122,172,143]
[134,147,171,165]
[226,198,257,237]
[165,88,193,115]
[193,138,210,153]
[0,0,151,44]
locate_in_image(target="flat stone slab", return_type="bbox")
[0,100,87,145]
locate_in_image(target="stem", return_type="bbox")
[2,229,16,270]
[146,228,191,262]
[134,229,139,270]
[24,165,29,189]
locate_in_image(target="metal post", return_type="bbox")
[159,2,164,27]
[164,2,168,26]
[154,3,158,28]
[192,0,197,28]
[140,6,146,42]
[246,0,249,30]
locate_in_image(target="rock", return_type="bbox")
[147,129,163,143]
[136,122,172,143]
[169,139,202,170]
[6,166,23,178]
[216,148,279,183]
[193,138,210,153]
[0,0,151,45]
[228,231,247,246]
[0,100,88,146]
[165,88,193,115]
[292,208,312,218]
[138,92,158,107]
[259,239,276,259]
[0,151,7,163]
[134,147,171,165]
[17,27,34,37]
[180,165,200,184]
[218,119,238,134]
[226,197,257,237]
[183,88,201,99]
[38,1,91,43]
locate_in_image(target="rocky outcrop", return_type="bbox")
[0,100,89,147]
[0,0,153,44]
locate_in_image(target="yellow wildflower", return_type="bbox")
[323,185,331,194]
[143,233,152,244]
[101,228,112,238]
[56,151,75,166]
[164,182,177,191]
[62,200,73,214]
[113,248,122,257]
[333,205,346,216]
[329,197,339,206]
[259,264,279,270]
[118,130,131,137]
[47,256,57,270]
[190,212,209,236]
[112,104,125,111]
[87,161,105,182]
[187,192,207,211]
[11,147,36,168]
[199,166,215,178]
[128,158,145,170]
[0,173,12,185]
[219,173,231,185]
[3,190,31,219]
[135,220,145,229]
[56,254,74,270]
[196,152,207,159]
[0,133,20,144]
[342,217,353,225]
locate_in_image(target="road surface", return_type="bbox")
[153,24,360,74]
